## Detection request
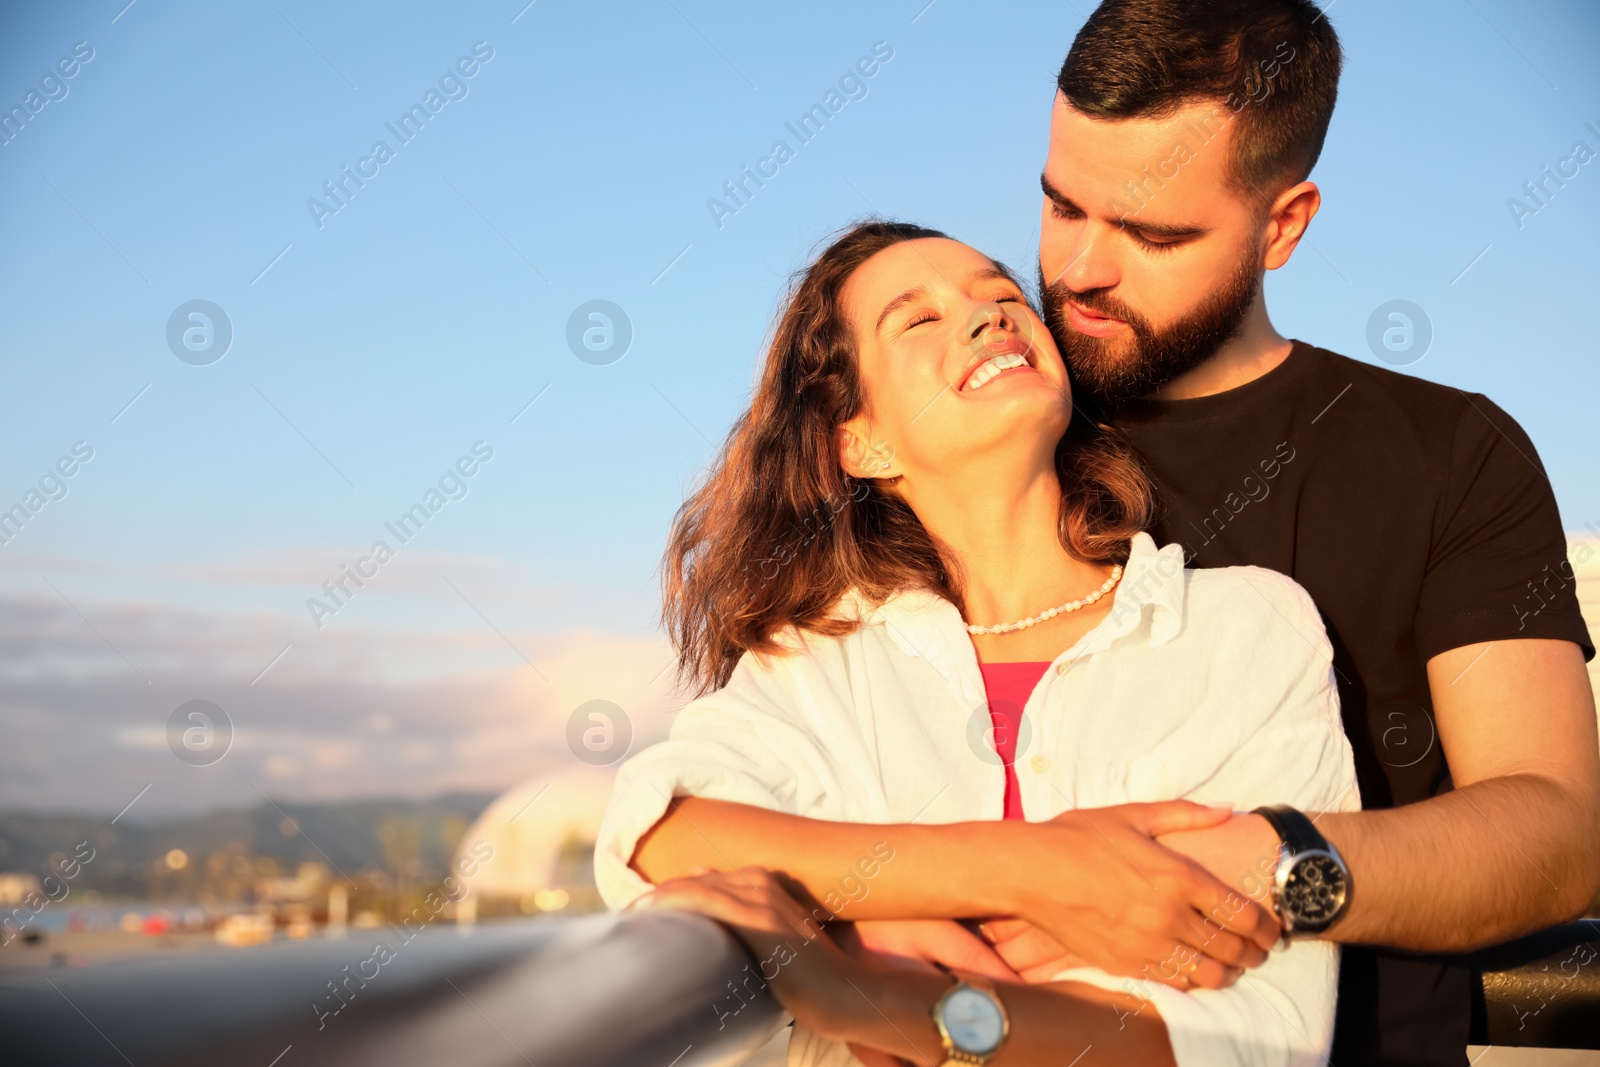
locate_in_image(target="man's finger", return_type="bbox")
[1187,881,1280,956]
[1123,799,1235,837]
[1019,962,1057,984]
[989,926,1073,973]
[977,918,1033,944]
[930,924,1022,982]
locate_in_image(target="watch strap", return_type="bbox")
[1252,804,1350,937]
[1252,804,1328,856]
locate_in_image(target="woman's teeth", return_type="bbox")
[962,352,1029,391]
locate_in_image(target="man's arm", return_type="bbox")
[1316,638,1600,948]
[1171,638,1600,951]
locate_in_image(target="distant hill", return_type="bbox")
[0,793,499,901]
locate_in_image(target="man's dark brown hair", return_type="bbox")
[1058,0,1343,203]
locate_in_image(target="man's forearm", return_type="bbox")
[631,796,1019,922]
[1317,773,1600,950]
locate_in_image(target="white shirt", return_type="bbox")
[595,532,1361,1067]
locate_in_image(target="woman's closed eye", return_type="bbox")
[903,292,1025,332]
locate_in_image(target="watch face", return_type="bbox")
[941,986,1005,1054]
[1282,850,1348,927]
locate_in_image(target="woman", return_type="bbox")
[594,221,1358,1066]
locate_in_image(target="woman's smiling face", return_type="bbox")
[838,237,1073,483]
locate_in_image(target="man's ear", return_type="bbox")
[1262,180,1321,271]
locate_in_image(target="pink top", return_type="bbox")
[976,660,1052,820]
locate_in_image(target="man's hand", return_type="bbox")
[1157,810,1286,912]
[979,918,1089,983]
[999,801,1280,990]
[837,920,1020,980]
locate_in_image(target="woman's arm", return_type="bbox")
[636,867,1178,1067]
[819,964,1179,1067]
[630,794,1278,989]
[595,642,1275,993]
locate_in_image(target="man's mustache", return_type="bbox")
[1043,281,1144,331]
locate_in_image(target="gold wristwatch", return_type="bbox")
[931,973,1010,1065]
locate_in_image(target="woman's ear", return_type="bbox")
[838,417,898,480]
[837,419,872,479]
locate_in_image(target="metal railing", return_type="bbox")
[1469,919,1600,1048]
[0,911,785,1067]
[2,912,1595,1064]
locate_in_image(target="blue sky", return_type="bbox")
[1,0,1597,817]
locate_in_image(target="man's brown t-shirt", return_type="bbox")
[1113,340,1594,1067]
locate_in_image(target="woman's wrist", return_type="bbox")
[955,818,1046,917]
[801,955,950,1061]
[902,818,1041,921]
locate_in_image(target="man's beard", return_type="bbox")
[1039,247,1260,412]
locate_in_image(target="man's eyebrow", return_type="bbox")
[1040,173,1077,211]
[875,284,930,334]
[1122,217,1207,239]
[1040,172,1207,239]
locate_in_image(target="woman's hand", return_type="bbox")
[828,919,1020,1064]
[628,868,887,1049]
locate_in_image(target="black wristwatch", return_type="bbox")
[1251,804,1351,938]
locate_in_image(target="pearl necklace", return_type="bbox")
[964,565,1124,635]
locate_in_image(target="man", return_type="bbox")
[1031,0,1599,1062]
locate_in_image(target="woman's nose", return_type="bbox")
[967,301,1011,342]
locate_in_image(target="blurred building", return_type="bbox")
[454,770,613,917]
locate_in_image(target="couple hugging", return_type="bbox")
[593,1,1599,1064]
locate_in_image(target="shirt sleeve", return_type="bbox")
[1414,393,1593,662]
[592,645,838,911]
[1053,565,1361,1067]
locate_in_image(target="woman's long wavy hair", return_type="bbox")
[662,220,1155,695]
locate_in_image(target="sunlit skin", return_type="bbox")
[1039,93,1320,399]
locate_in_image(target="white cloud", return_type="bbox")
[0,586,685,820]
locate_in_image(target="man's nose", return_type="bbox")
[1055,235,1119,294]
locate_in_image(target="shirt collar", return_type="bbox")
[836,531,1189,664]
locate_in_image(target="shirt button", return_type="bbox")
[1055,663,1068,676]
[1029,754,1051,775]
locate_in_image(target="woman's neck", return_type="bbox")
[902,457,1115,630]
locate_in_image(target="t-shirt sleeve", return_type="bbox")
[592,646,837,911]
[1413,393,1594,663]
